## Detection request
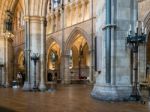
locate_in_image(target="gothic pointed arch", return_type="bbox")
[15,48,24,72]
[15,48,23,63]
[46,36,61,70]
[46,36,61,53]
[65,27,91,51]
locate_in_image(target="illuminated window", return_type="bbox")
[53,0,60,8]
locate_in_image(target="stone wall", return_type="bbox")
[47,19,95,47]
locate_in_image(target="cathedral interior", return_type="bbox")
[0,0,150,112]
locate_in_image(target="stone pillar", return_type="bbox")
[84,0,90,20]
[4,37,9,87]
[81,1,85,21]
[60,8,64,29]
[55,10,60,31]
[23,16,47,91]
[89,0,93,19]
[75,3,79,23]
[1,34,14,88]
[68,6,72,26]
[89,49,94,83]
[138,45,146,82]
[54,12,58,32]
[23,0,48,90]
[64,53,71,84]
[50,14,54,33]
[70,6,73,26]
[63,6,68,28]
[29,16,42,89]
[60,5,65,84]
[23,17,31,91]
[0,67,2,85]
[1,66,5,86]
[91,0,136,101]
[46,17,51,34]
[39,17,47,91]
[71,4,76,25]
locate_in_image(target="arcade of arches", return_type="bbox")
[0,0,150,108]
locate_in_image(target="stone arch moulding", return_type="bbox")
[15,47,24,66]
[46,35,61,53]
[65,27,91,53]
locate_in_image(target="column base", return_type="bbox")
[39,83,47,91]
[63,80,71,85]
[4,82,9,88]
[22,81,32,91]
[91,84,132,101]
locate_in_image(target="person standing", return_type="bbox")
[17,72,22,86]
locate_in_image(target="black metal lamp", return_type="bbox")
[31,53,40,91]
[127,22,147,52]
[127,21,147,101]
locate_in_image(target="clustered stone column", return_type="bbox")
[4,37,9,87]
[23,16,31,90]
[39,17,47,91]
[50,14,54,33]
[23,16,47,91]
[71,4,76,25]
[69,6,73,26]
[64,51,71,84]
[75,3,79,23]
[55,11,59,31]
[91,0,137,101]
[88,49,94,83]
[0,65,4,86]
[81,1,85,21]
[0,34,13,87]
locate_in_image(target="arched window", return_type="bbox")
[53,0,61,8]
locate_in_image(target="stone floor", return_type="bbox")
[0,84,150,112]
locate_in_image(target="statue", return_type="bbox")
[5,10,13,32]
[50,51,58,63]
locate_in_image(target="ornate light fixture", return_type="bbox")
[31,53,40,91]
[126,21,147,100]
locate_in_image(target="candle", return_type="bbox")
[136,21,139,27]
[145,28,147,35]
[129,24,132,35]
[135,26,138,34]
[129,24,132,31]
[127,31,129,36]
[142,22,144,34]
[134,21,139,34]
